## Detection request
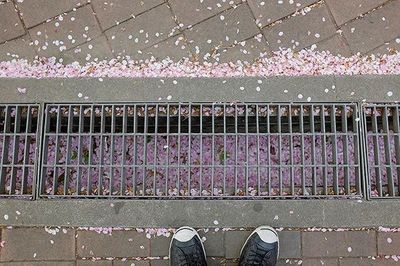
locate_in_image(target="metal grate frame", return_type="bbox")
[38,102,363,199]
[363,104,400,199]
[0,104,40,198]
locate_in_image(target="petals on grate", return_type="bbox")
[0,104,39,198]
[39,103,362,199]
[363,104,400,198]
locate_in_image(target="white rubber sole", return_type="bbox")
[169,226,206,266]
[240,226,280,260]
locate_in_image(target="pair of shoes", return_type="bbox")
[169,226,279,266]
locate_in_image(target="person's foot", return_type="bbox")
[169,226,207,266]
[239,226,279,266]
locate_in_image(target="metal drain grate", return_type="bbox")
[0,104,40,198]
[39,103,362,199]
[363,104,400,198]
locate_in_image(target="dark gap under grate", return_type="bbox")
[40,103,362,199]
[364,104,400,198]
[0,104,39,198]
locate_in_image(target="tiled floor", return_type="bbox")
[1,227,399,265]
[0,0,399,63]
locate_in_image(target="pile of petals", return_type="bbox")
[0,49,400,78]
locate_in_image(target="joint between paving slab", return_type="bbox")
[100,2,167,33]
[333,0,395,28]
[260,0,324,30]
[21,2,91,30]
[88,2,114,59]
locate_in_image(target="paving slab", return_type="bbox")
[133,35,191,62]
[150,260,168,266]
[325,0,387,26]
[0,35,36,61]
[370,37,400,55]
[105,4,179,57]
[278,231,301,259]
[218,36,270,63]
[91,0,164,30]
[168,0,241,29]
[77,260,112,266]
[150,234,171,257]
[339,257,399,266]
[262,3,337,51]
[76,230,150,258]
[247,0,319,27]
[313,34,352,57]
[0,227,75,261]
[0,2,25,43]
[224,230,250,259]
[61,35,113,64]
[199,230,225,257]
[185,4,260,61]
[377,232,400,255]
[302,258,339,266]
[16,0,87,28]
[302,231,377,257]
[28,5,102,57]
[341,0,400,54]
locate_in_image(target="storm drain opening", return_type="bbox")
[39,103,362,199]
[0,104,40,198]
[364,104,400,198]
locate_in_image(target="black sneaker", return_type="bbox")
[169,226,207,266]
[239,226,279,266]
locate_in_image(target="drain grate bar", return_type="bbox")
[0,104,39,198]
[39,103,362,199]
[364,104,400,198]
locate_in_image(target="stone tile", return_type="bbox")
[0,262,75,266]
[199,230,225,257]
[185,4,259,61]
[325,0,387,26]
[105,4,179,57]
[0,2,25,43]
[302,231,377,258]
[313,34,352,57]
[302,258,339,266]
[278,231,301,259]
[369,37,400,56]
[77,260,112,266]
[150,234,171,257]
[377,232,400,255]
[76,230,150,258]
[16,0,87,28]
[91,0,163,30]
[262,3,337,52]
[224,230,251,259]
[114,261,150,266]
[132,35,191,61]
[339,257,399,266]
[168,0,241,28]
[150,260,169,266]
[218,36,270,63]
[0,228,75,261]
[28,5,102,57]
[61,35,113,64]
[341,0,400,54]
[248,0,319,27]
[0,35,37,61]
